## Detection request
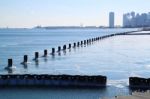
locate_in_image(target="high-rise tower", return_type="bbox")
[109,12,115,28]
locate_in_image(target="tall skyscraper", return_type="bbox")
[109,12,115,28]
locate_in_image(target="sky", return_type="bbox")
[0,0,150,28]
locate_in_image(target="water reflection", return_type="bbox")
[7,69,13,74]
[23,64,28,69]
[51,54,55,60]
[0,86,130,99]
[58,52,61,56]
[35,60,39,67]
[43,57,48,62]
[63,51,66,55]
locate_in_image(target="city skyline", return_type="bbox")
[123,12,150,28]
[0,0,150,28]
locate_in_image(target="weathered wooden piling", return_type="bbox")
[34,52,39,60]
[97,37,99,40]
[63,45,67,50]
[5,59,16,70]
[87,40,89,44]
[73,43,76,48]
[89,39,91,43]
[68,44,71,49]
[8,59,13,68]
[96,38,98,41]
[44,50,48,57]
[51,48,55,54]
[23,55,28,63]
[99,37,102,40]
[81,41,83,45]
[57,46,61,52]
[20,55,28,67]
[84,40,86,45]
[101,36,104,39]
[92,38,94,42]
[77,42,80,47]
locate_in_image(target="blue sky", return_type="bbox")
[0,0,150,28]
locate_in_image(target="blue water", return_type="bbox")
[1,28,150,99]
[0,28,134,73]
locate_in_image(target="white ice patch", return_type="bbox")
[145,64,150,69]
[133,31,150,34]
[107,79,128,88]
[129,72,141,77]
[75,64,81,71]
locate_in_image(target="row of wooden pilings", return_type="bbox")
[5,31,136,70]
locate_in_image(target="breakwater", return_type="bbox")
[0,74,106,87]
[129,77,150,89]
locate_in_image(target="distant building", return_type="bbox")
[123,12,150,28]
[109,12,115,28]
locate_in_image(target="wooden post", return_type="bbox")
[8,59,13,68]
[81,41,83,45]
[44,50,48,57]
[63,45,66,50]
[58,46,61,52]
[68,44,71,49]
[77,42,80,47]
[84,40,86,45]
[52,48,55,54]
[35,52,39,60]
[23,55,28,63]
[73,43,76,48]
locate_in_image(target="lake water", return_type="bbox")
[1,28,150,99]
